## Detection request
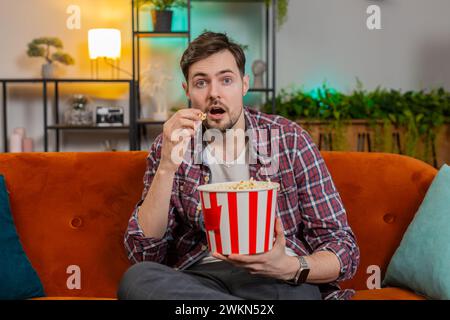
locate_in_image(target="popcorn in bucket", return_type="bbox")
[197,179,280,255]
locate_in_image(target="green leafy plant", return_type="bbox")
[263,81,450,166]
[136,0,187,10]
[265,0,289,29]
[27,37,74,65]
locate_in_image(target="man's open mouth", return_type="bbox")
[209,106,226,115]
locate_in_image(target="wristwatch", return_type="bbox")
[285,256,310,285]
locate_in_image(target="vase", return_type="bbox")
[65,108,93,126]
[151,10,173,32]
[251,60,267,89]
[42,63,55,79]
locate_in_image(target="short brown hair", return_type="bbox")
[180,32,246,81]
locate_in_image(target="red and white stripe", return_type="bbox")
[200,189,278,255]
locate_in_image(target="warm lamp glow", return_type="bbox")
[88,28,121,59]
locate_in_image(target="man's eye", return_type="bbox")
[223,77,232,85]
[195,80,207,88]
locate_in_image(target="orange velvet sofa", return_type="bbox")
[0,151,435,300]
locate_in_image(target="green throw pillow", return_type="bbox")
[383,164,450,299]
[0,175,45,299]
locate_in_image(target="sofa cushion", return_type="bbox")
[352,288,426,300]
[383,164,450,299]
[0,175,45,299]
[32,297,115,300]
[0,152,142,298]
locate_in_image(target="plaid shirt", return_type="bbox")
[124,107,360,300]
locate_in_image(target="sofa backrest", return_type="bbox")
[0,152,146,298]
[0,151,437,297]
[321,151,437,291]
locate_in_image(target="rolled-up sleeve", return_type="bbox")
[294,129,360,282]
[124,134,177,264]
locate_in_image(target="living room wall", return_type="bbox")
[1,0,450,152]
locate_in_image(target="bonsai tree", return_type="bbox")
[27,37,75,66]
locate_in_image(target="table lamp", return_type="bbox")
[88,28,121,79]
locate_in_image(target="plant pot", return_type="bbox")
[41,63,55,79]
[151,10,173,32]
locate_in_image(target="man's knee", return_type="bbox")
[117,261,170,300]
[298,283,322,300]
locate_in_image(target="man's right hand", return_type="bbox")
[160,108,203,173]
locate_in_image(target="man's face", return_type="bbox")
[183,50,249,132]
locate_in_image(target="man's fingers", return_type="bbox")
[227,253,266,264]
[170,128,194,143]
[177,108,203,121]
[212,252,228,261]
[168,119,196,140]
[213,252,263,265]
[177,118,197,130]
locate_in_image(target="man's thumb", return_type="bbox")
[274,217,285,242]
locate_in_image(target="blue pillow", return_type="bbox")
[0,175,45,299]
[383,164,450,299]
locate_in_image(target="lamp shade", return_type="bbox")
[88,28,121,59]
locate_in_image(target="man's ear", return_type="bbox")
[242,74,250,96]
[182,82,190,99]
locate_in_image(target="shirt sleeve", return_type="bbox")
[124,134,178,264]
[293,129,360,282]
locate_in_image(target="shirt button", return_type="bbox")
[180,185,184,191]
[201,245,207,251]
[204,176,210,183]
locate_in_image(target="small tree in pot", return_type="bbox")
[27,37,75,79]
[136,0,187,32]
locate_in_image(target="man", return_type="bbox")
[118,32,360,300]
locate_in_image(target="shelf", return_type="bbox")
[131,0,277,150]
[137,119,166,125]
[134,31,190,38]
[192,0,265,2]
[248,88,274,92]
[47,125,130,130]
[0,79,133,83]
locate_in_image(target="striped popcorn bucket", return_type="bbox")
[197,181,280,255]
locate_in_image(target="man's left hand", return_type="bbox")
[212,217,299,281]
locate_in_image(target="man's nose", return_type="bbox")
[208,80,220,101]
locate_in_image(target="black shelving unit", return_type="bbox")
[132,0,192,149]
[0,79,134,152]
[131,0,277,150]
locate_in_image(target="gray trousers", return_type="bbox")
[117,260,322,300]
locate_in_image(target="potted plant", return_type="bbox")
[265,0,289,29]
[136,0,187,32]
[262,82,450,167]
[27,37,75,79]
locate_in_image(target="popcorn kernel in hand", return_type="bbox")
[199,112,207,121]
